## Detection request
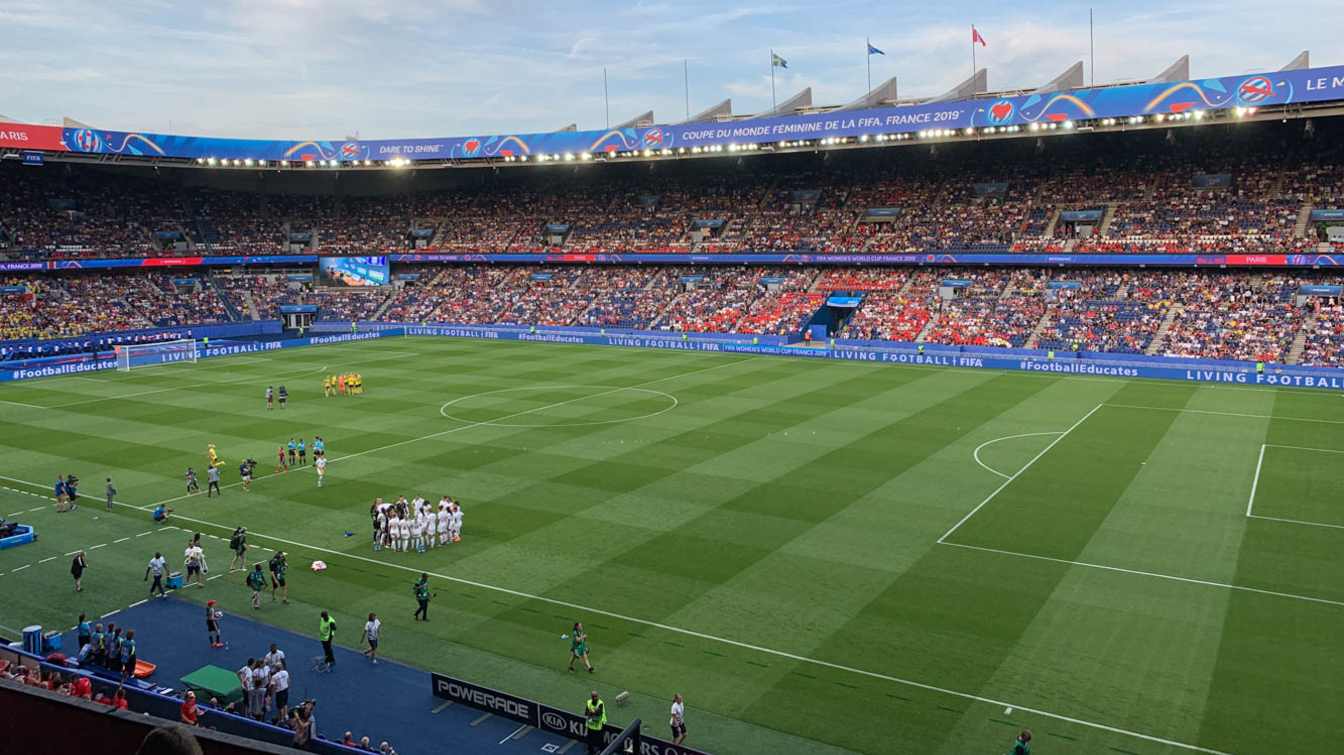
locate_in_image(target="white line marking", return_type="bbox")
[1242,445,1344,529]
[100,610,119,619]
[1105,402,1344,425]
[26,506,44,513]
[0,398,46,409]
[939,403,1103,543]
[1263,443,1344,455]
[941,541,1344,608]
[48,361,326,409]
[1246,444,1267,517]
[440,385,680,429]
[136,531,154,537]
[972,432,1063,479]
[11,564,29,572]
[113,537,130,544]
[64,550,80,557]
[128,600,148,609]
[499,724,529,744]
[431,701,453,713]
[88,543,106,550]
[38,557,56,564]
[66,496,1227,754]
[1248,513,1344,531]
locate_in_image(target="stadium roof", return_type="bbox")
[681,99,733,123]
[1035,62,1084,94]
[838,77,900,112]
[1282,51,1310,70]
[929,69,988,102]
[614,111,655,129]
[760,87,812,116]
[5,53,1342,171]
[1149,56,1190,84]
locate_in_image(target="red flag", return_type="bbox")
[972,26,987,47]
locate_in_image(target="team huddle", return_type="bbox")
[372,497,462,553]
[323,373,363,397]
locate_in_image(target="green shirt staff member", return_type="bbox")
[318,610,337,669]
[413,573,435,622]
[567,621,594,673]
[583,690,607,755]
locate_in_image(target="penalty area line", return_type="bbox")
[939,540,1344,609]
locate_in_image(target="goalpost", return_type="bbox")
[115,339,200,371]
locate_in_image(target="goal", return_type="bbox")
[115,339,199,371]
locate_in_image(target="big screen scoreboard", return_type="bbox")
[319,256,389,286]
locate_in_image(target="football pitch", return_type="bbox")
[2,336,1342,755]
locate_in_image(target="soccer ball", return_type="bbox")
[310,560,327,573]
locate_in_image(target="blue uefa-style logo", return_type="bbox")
[71,128,102,152]
[1238,76,1274,104]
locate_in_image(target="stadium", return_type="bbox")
[3,30,1344,755]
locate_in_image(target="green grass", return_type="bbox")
[2,336,1343,754]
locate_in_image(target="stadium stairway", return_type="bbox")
[914,313,939,343]
[1295,203,1315,238]
[1041,207,1062,238]
[1145,305,1184,355]
[1025,310,1054,349]
[1287,313,1315,364]
[1098,202,1119,236]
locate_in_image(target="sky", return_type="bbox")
[0,0,1340,140]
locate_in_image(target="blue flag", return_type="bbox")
[867,43,885,56]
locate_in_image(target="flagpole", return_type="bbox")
[1089,9,1095,87]
[603,66,610,129]
[866,38,872,94]
[684,59,690,121]
[971,25,976,82]
[770,49,777,111]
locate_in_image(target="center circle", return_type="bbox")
[439,384,679,428]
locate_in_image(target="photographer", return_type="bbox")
[290,699,316,749]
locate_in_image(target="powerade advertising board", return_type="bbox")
[319,256,389,286]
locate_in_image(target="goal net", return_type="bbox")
[115,339,199,371]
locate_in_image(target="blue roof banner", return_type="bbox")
[42,65,1344,163]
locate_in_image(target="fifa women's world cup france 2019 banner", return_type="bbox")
[18,65,1344,164]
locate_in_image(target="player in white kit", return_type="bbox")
[412,511,426,553]
[450,502,463,543]
[434,505,448,546]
